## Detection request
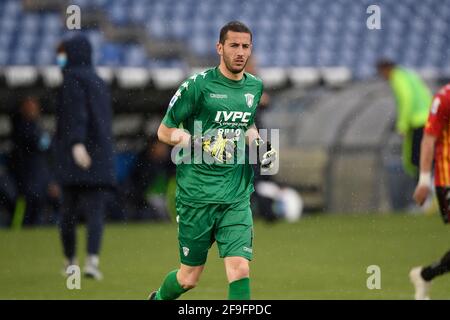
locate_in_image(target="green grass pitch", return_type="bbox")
[0,213,449,300]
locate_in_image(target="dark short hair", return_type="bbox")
[376,58,396,70]
[219,21,252,44]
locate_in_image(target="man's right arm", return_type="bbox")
[419,134,436,174]
[157,123,191,147]
[413,134,436,206]
[413,93,448,205]
[157,77,199,147]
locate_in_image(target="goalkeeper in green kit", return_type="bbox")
[148,21,277,300]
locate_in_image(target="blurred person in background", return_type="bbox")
[245,56,278,222]
[10,96,61,226]
[376,59,432,178]
[245,56,271,128]
[121,135,174,221]
[411,83,450,300]
[54,34,116,280]
[0,160,18,227]
[246,56,303,223]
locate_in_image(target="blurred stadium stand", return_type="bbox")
[1,0,450,74]
[0,0,450,214]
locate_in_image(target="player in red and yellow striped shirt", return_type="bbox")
[410,83,450,300]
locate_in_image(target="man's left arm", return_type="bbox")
[63,77,91,169]
[245,124,277,172]
[245,124,260,146]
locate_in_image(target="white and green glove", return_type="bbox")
[254,138,277,172]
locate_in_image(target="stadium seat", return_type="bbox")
[0,0,448,75]
[100,43,123,66]
[123,45,147,67]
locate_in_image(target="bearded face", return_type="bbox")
[217,31,252,75]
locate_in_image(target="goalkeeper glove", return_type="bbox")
[192,132,236,163]
[254,138,277,172]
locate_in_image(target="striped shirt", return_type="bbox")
[424,84,450,186]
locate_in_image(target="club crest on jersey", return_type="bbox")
[244,93,255,108]
[182,247,190,256]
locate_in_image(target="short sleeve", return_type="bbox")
[162,79,199,128]
[247,81,264,127]
[424,92,449,138]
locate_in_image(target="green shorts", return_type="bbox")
[176,199,254,266]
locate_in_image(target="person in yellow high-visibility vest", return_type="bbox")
[377,59,433,178]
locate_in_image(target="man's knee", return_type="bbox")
[231,264,250,279]
[178,266,203,289]
[226,258,250,281]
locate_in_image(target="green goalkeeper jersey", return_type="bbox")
[162,67,264,204]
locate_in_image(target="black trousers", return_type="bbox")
[435,187,450,224]
[411,126,424,169]
[59,186,110,259]
[419,187,450,281]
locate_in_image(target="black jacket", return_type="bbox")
[10,113,52,196]
[54,35,116,188]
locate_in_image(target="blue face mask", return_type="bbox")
[56,53,67,68]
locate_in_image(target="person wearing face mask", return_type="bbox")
[54,35,116,280]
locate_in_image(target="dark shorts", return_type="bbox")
[435,187,450,224]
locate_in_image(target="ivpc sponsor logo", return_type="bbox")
[214,111,252,124]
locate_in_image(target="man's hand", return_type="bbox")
[254,138,277,172]
[193,132,236,163]
[413,185,430,206]
[413,172,432,206]
[72,143,91,170]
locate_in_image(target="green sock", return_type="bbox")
[156,269,188,300]
[228,277,250,300]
